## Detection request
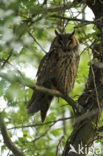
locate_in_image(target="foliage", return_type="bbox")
[0,0,102,156]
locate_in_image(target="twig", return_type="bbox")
[32,2,75,17]
[91,65,101,113]
[33,122,54,142]
[56,136,64,156]
[8,107,103,130]
[28,32,47,53]
[8,116,74,130]
[88,136,103,145]
[1,50,12,68]
[51,15,94,23]
[51,15,103,29]
[51,15,95,29]
[74,22,94,28]
[24,2,77,26]
[0,112,25,156]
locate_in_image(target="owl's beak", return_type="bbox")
[66,40,71,46]
[63,47,70,52]
[63,41,71,52]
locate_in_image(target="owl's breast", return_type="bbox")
[55,53,80,95]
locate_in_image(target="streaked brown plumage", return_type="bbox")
[27,30,80,122]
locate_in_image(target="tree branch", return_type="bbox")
[0,50,13,68]
[24,2,77,25]
[51,15,94,23]
[8,116,74,130]
[93,60,103,69]
[0,71,83,113]
[8,106,102,131]
[28,32,47,53]
[34,2,76,16]
[0,112,25,156]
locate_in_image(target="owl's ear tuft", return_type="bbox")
[71,30,75,36]
[55,30,60,36]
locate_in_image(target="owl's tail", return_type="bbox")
[27,90,53,122]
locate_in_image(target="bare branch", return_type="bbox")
[75,107,101,124]
[51,15,94,23]
[0,72,83,112]
[8,107,102,131]
[28,32,47,53]
[0,112,25,156]
[93,60,103,69]
[91,65,101,112]
[30,88,83,112]
[51,15,103,29]
[33,123,54,142]
[56,136,64,156]
[24,2,77,25]
[0,50,13,68]
[33,2,75,16]
[8,116,74,130]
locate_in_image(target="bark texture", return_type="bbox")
[63,1,103,155]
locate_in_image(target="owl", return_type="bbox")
[27,30,80,122]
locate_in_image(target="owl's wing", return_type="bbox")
[37,48,57,85]
[27,49,58,122]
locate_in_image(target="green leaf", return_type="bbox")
[50,128,62,137]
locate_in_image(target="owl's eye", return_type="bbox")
[69,38,73,44]
[69,38,73,42]
[58,37,63,44]
[59,36,62,41]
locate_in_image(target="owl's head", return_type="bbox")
[53,30,79,52]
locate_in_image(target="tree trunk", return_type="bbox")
[63,1,103,155]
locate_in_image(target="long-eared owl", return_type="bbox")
[27,30,80,122]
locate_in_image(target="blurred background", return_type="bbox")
[0,0,102,155]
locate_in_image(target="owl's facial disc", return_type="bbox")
[59,36,73,52]
[55,30,76,52]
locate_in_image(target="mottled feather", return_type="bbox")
[27,30,80,122]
